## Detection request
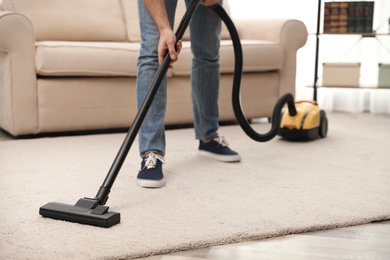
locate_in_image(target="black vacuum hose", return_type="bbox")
[212,4,297,142]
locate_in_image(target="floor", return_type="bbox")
[140,221,390,260]
[1,115,389,260]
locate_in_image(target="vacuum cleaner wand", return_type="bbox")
[39,0,203,228]
[93,0,202,206]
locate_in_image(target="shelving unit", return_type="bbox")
[313,84,390,89]
[312,0,390,101]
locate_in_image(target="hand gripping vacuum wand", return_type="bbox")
[39,0,297,227]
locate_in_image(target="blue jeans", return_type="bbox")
[137,0,222,158]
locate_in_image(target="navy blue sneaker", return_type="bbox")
[137,153,166,188]
[198,135,241,162]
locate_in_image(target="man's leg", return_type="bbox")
[136,0,178,187]
[186,1,221,141]
[187,0,240,162]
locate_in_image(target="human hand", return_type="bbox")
[158,28,182,69]
[201,0,220,6]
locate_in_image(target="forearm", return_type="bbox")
[142,0,171,32]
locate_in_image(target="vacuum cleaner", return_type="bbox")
[279,100,328,140]
[39,0,327,228]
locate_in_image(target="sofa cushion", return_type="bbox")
[36,41,140,76]
[120,0,140,43]
[172,40,284,76]
[36,39,283,77]
[3,0,127,41]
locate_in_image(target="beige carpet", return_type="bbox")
[1,113,389,260]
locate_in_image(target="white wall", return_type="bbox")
[228,0,390,113]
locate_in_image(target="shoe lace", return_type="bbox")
[143,153,165,170]
[214,134,229,147]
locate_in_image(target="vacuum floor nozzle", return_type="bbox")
[39,198,120,228]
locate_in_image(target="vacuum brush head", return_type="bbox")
[39,198,120,228]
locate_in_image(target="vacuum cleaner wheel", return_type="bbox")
[319,110,328,138]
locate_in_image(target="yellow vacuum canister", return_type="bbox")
[278,101,328,140]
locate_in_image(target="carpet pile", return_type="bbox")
[1,113,389,259]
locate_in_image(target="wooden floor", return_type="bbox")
[1,129,389,260]
[139,221,390,260]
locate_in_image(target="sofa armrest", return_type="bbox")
[234,18,307,51]
[235,18,308,97]
[0,11,38,136]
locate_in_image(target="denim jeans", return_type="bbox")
[137,0,222,158]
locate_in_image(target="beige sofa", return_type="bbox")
[0,0,307,137]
